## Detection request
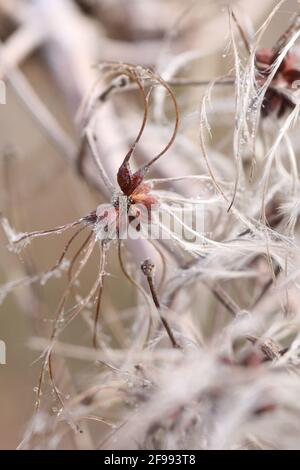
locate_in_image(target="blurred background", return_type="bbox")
[0,0,297,449]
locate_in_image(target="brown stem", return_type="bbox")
[141,74,179,171]
[118,70,150,167]
[141,259,180,349]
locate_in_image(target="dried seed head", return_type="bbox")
[141,259,155,277]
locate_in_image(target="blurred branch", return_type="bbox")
[0,22,45,79]
[0,42,76,161]
[0,0,27,22]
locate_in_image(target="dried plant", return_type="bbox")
[2,0,300,451]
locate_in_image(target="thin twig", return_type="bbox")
[141,259,180,349]
[231,9,251,55]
